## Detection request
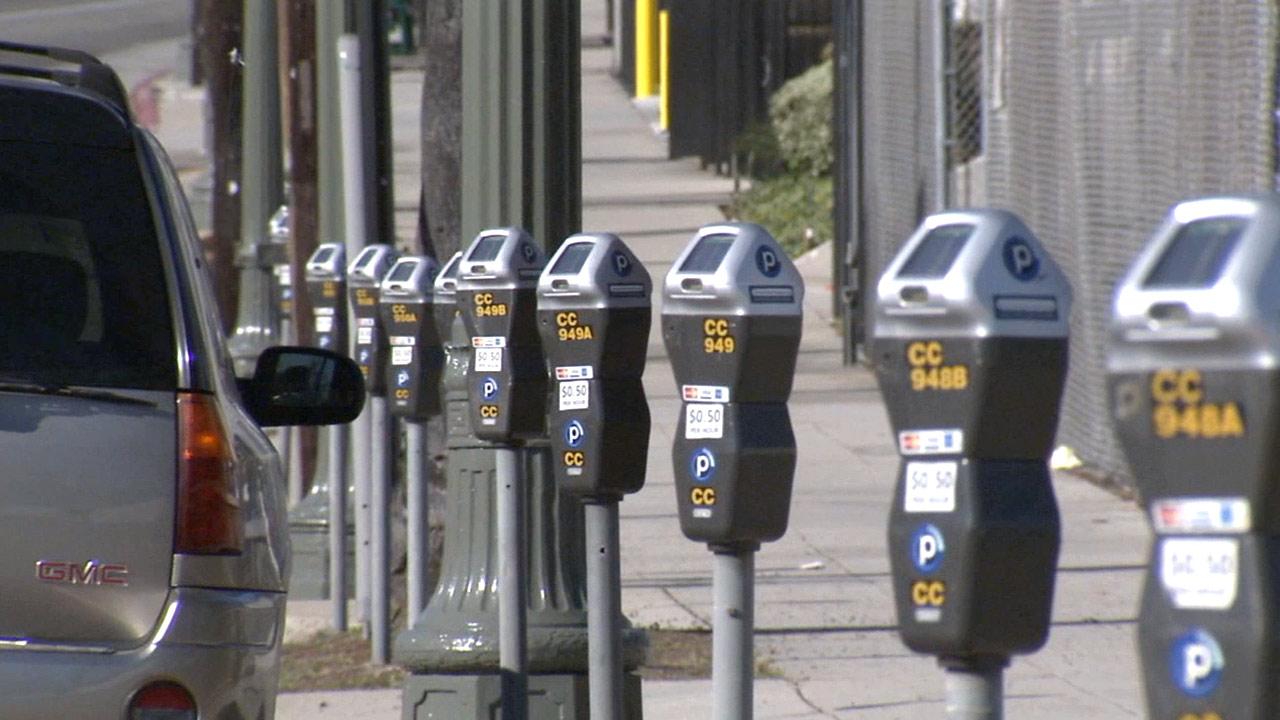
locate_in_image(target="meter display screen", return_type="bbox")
[1143,217,1248,288]
[679,234,735,273]
[549,242,594,275]
[467,235,506,262]
[311,247,335,265]
[387,261,417,283]
[896,224,973,279]
[354,246,380,271]
[441,254,461,279]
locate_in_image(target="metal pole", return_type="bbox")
[712,547,754,720]
[406,420,429,629]
[328,423,349,631]
[338,33,372,632]
[496,446,528,720]
[228,0,283,375]
[944,664,1003,720]
[932,0,948,212]
[370,396,393,664]
[585,501,623,720]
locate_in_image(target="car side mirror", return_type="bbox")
[245,346,365,427]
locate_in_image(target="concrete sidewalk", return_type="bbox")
[128,5,1152,717]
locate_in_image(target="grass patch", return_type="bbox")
[281,628,781,689]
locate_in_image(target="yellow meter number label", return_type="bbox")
[474,292,509,318]
[556,312,595,341]
[907,341,968,392]
[1150,369,1244,440]
[703,318,736,354]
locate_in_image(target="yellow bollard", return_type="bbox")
[634,0,658,98]
[659,9,670,129]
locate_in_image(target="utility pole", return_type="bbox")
[417,0,462,260]
[282,0,319,491]
[194,0,244,331]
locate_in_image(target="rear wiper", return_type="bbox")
[0,381,156,407]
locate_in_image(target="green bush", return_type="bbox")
[731,55,834,256]
[769,57,833,176]
[732,173,832,258]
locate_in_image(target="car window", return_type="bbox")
[0,139,176,390]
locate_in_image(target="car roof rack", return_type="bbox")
[0,40,130,118]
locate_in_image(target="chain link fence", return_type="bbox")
[858,0,1278,487]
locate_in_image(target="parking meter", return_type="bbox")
[1107,195,1280,719]
[378,256,444,420]
[347,244,400,396]
[537,233,651,499]
[662,223,803,548]
[456,228,547,442]
[268,206,293,323]
[431,252,463,345]
[871,209,1071,667]
[304,243,348,352]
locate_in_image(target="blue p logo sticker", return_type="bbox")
[564,420,585,448]
[613,251,632,277]
[911,524,945,574]
[481,376,500,401]
[1002,237,1039,281]
[690,447,717,483]
[1170,628,1224,697]
[756,245,781,278]
[521,242,537,263]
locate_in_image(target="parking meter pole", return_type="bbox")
[328,424,349,631]
[370,396,393,664]
[712,546,755,720]
[944,661,1003,720]
[352,402,372,630]
[405,420,428,628]
[496,445,529,720]
[585,500,623,720]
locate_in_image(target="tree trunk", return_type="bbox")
[194,0,244,332]
[417,0,462,260]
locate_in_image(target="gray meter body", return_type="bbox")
[1107,195,1280,718]
[431,252,462,344]
[536,233,652,500]
[304,243,348,352]
[456,228,547,442]
[347,245,399,396]
[378,256,444,421]
[662,223,803,548]
[872,209,1071,661]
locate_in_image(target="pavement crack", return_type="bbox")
[661,586,710,629]
[786,678,840,719]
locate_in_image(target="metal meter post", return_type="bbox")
[870,210,1072,720]
[457,228,548,720]
[536,234,652,720]
[662,223,804,720]
[379,256,445,628]
[304,243,351,631]
[266,205,304,505]
[348,243,400,664]
[1107,196,1280,720]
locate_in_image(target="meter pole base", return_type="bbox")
[585,499,623,720]
[496,445,529,720]
[712,544,758,720]
[405,420,429,629]
[941,655,1007,720]
[370,396,392,664]
[328,424,350,632]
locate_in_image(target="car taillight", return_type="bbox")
[176,392,242,554]
[129,682,196,720]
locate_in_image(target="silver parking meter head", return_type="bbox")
[1109,195,1280,373]
[305,243,346,282]
[348,244,400,290]
[380,255,439,302]
[538,233,651,310]
[269,204,290,244]
[874,209,1072,341]
[663,222,805,319]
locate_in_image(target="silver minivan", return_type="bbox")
[0,43,363,719]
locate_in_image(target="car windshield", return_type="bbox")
[0,139,176,390]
